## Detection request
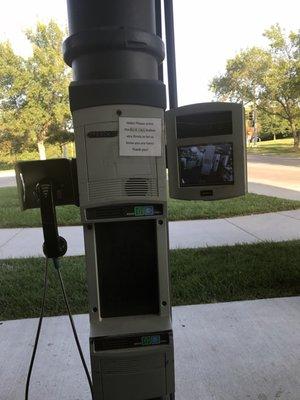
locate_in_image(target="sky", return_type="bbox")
[0,0,299,106]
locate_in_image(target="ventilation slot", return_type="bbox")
[86,207,123,220]
[93,331,170,351]
[102,354,165,375]
[125,178,149,197]
[88,177,158,201]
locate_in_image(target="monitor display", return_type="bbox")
[176,111,232,139]
[178,143,234,187]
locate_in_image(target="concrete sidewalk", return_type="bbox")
[0,169,16,188]
[1,297,300,400]
[0,209,300,259]
[248,182,300,201]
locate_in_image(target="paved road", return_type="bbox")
[248,155,300,198]
[248,154,300,167]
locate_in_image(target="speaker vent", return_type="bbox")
[125,177,149,196]
[88,177,158,201]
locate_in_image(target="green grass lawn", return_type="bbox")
[1,186,300,228]
[1,240,299,321]
[0,143,75,171]
[248,138,300,157]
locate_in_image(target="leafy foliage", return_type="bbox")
[0,21,72,159]
[258,111,291,140]
[210,25,300,148]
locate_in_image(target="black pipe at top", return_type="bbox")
[164,0,178,109]
[155,0,164,83]
[63,0,167,110]
[66,0,157,36]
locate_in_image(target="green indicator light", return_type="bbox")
[134,206,145,217]
[141,336,152,346]
[134,206,154,217]
[141,335,161,346]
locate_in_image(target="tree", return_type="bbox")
[259,110,290,141]
[0,41,30,154]
[0,21,72,159]
[210,25,300,148]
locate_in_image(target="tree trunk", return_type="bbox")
[71,142,75,157]
[62,143,68,158]
[37,141,46,160]
[273,132,277,141]
[292,130,300,149]
[294,131,300,149]
[288,121,299,149]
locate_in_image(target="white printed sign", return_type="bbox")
[119,117,162,157]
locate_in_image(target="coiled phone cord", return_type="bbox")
[25,258,94,400]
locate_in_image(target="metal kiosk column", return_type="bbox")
[63,1,175,399]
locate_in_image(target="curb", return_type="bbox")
[0,170,15,178]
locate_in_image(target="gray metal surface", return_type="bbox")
[166,103,247,201]
[72,105,167,209]
[72,103,174,399]
[1,297,300,399]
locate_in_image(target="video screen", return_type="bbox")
[176,111,232,139]
[178,143,234,187]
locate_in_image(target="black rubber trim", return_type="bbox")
[63,27,165,67]
[69,79,166,111]
[92,331,172,352]
[85,204,164,221]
